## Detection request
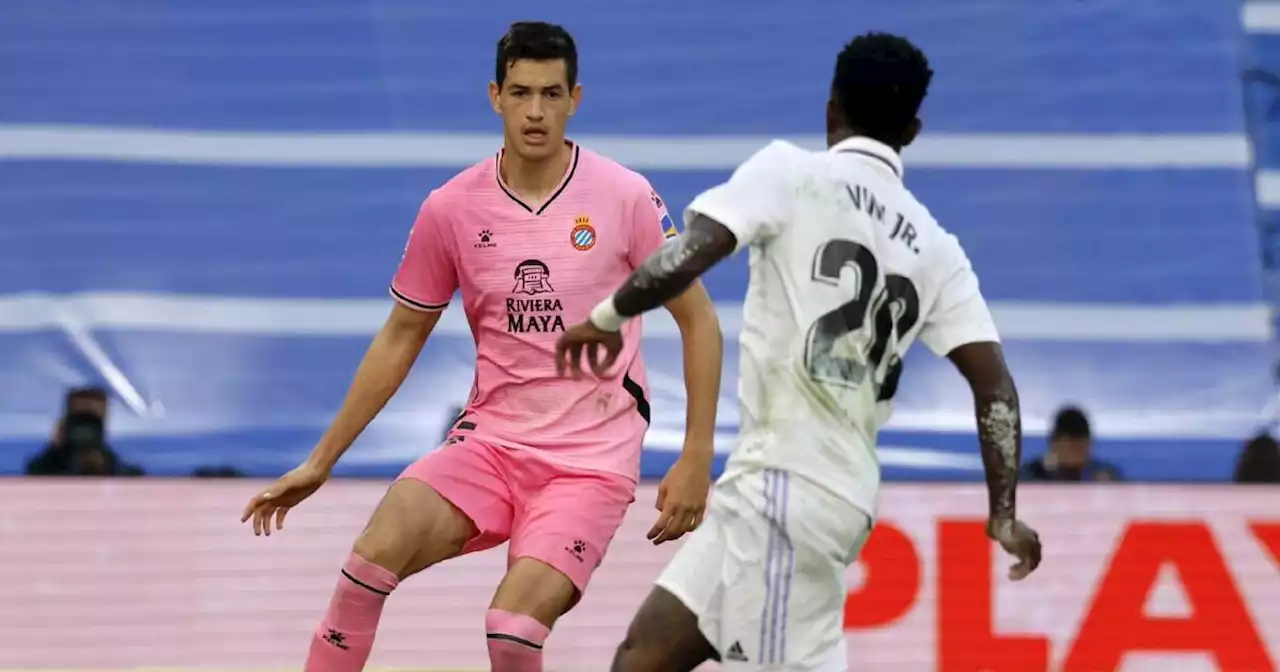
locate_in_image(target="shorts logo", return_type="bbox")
[566,539,587,562]
[512,259,554,295]
[570,216,596,251]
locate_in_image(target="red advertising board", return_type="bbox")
[0,481,1276,671]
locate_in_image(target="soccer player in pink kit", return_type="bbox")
[239,21,723,672]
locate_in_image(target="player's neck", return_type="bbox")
[499,141,574,203]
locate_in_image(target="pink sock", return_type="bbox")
[485,609,550,672]
[304,553,399,672]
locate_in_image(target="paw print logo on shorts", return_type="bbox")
[566,539,587,562]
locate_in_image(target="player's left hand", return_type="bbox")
[648,452,712,545]
[555,320,623,379]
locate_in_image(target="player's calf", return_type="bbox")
[306,480,476,672]
[612,587,719,672]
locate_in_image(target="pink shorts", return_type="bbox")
[397,436,636,594]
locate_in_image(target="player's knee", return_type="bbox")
[353,480,474,578]
[610,635,664,672]
[490,557,579,626]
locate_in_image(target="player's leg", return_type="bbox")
[305,438,514,672]
[484,462,636,671]
[710,469,867,671]
[618,469,866,671]
[611,503,728,671]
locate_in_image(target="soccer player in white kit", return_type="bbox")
[556,32,1043,671]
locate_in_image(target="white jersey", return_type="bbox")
[685,137,1000,517]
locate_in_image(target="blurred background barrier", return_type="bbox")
[0,481,1276,671]
[1,0,1276,482]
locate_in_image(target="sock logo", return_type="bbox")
[566,539,587,562]
[323,629,350,650]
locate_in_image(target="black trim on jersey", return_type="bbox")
[390,286,449,311]
[493,144,581,216]
[837,148,901,179]
[622,372,651,424]
[341,569,391,596]
[455,420,476,431]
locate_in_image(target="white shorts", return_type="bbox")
[655,468,872,671]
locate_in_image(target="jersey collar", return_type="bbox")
[830,137,904,180]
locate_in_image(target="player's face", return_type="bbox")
[489,59,581,161]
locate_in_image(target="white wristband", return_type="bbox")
[589,297,627,332]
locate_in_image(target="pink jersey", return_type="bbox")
[390,143,678,481]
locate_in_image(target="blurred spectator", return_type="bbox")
[1022,406,1121,482]
[1233,433,1280,483]
[24,387,144,476]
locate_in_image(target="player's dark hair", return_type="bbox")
[1050,406,1091,440]
[495,22,578,89]
[831,32,933,147]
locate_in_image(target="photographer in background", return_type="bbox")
[24,387,144,476]
[1022,405,1121,482]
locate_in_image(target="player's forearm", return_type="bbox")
[674,295,722,456]
[307,311,433,472]
[605,216,738,323]
[974,380,1022,520]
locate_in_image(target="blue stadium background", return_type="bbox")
[1,0,1274,481]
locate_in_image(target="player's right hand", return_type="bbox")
[555,320,624,379]
[986,517,1042,581]
[241,462,329,537]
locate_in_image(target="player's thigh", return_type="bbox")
[493,467,636,616]
[357,438,514,579]
[710,471,861,669]
[616,514,730,672]
[611,586,719,672]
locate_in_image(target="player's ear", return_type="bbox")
[488,81,502,114]
[569,83,582,116]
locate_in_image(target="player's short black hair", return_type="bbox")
[831,32,933,145]
[495,21,578,89]
[1050,406,1091,440]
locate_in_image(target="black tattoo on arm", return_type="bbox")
[613,214,739,318]
[948,342,1021,520]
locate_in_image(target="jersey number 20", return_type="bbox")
[803,239,920,402]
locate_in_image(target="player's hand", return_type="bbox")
[648,452,712,545]
[555,320,623,379]
[241,461,329,537]
[986,517,1042,580]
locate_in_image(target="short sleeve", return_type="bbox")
[627,180,679,269]
[917,233,1001,356]
[684,140,799,252]
[389,194,458,311]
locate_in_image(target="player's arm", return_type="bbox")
[244,195,458,534]
[305,304,442,473]
[308,195,459,473]
[587,140,798,329]
[921,235,1041,579]
[947,341,1020,521]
